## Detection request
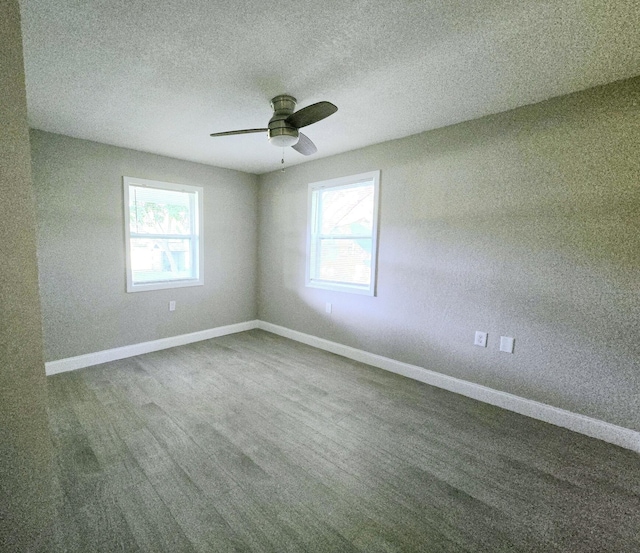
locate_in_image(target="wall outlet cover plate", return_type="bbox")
[474,331,488,347]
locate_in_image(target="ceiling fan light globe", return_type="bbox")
[268,131,299,148]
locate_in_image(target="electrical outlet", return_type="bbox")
[169,300,176,312]
[325,302,332,314]
[474,331,488,347]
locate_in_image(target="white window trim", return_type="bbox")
[306,170,380,296]
[123,176,204,293]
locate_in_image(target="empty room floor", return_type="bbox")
[47,329,640,552]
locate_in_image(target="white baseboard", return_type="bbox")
[45,320,260,376]
[45,318,640,452]
[256,321,640,453]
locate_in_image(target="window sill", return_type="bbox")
[126,279,204,293]
[306,280,375,296]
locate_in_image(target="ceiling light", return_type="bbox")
[268,129,299,148]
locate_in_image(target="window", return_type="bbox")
[306,171,380,295]
[123,176,203,292]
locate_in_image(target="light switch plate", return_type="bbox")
[325,302,332,314]
[169,300,176,312]
[500,336,515,353]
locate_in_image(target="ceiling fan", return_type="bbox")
[209,95,337,156]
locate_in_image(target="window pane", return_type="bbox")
[130,238,194,283]
[319,184,374,235]
[318,238,372,285]
[129,186,193,235]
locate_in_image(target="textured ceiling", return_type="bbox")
[20,0,640,175]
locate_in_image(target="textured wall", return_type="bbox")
[31,131,258,361]
[258,76,640,431]
[0,1,53,550]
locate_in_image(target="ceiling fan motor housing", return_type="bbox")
[268,95,299,147]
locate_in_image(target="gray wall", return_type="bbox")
[31,130,258,362]
[258,76,640,432]
[0,1,53,550]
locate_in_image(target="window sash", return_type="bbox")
[311,236,373,286]
[129,237,196,284]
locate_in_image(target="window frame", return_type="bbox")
[306,170,380,296]
[123,176,204,293]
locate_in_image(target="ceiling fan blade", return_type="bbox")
[286,101,337,129]
[209,128,267,137]
[292,132,317,156]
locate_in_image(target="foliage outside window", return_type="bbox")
[123,177,203,292]
[306,171,380,296]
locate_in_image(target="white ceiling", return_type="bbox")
[20,0,640,175]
